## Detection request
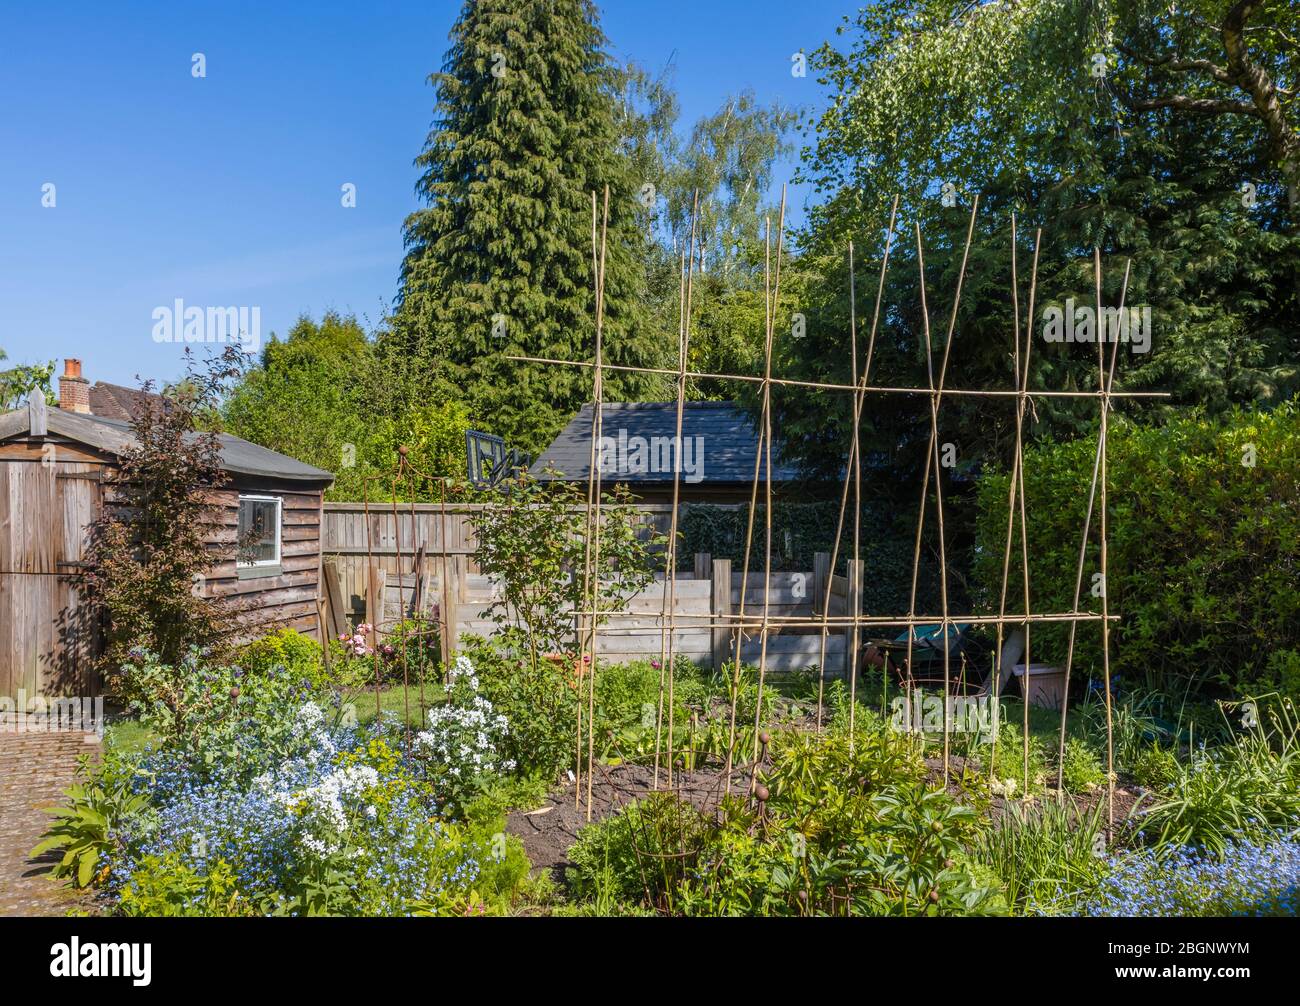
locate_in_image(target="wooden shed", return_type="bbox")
[0,388,333,699]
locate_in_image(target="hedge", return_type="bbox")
[972,401,1300,698]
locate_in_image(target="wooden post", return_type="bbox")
[693,552,711,582]
[813,552,830,617]
[845,559,864,680]
[711,558,732,672]
[365,566,386,648]
[441,555,460,661]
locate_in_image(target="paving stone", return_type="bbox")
[0,731,103,916]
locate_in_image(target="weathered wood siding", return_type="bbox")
[202,477,325,640]
[0,437,111,697]
[0,434,328,697]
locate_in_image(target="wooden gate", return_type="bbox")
[0,458,102,697]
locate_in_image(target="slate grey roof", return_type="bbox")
[0,395,334,484]
[530,401,803,485]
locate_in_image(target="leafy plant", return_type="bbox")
[32,759,151,888]
[239,628,325,685]
[468,469,665,667]
[1060,738,1107,793]
[1128,744,1180,791]
[118,853,256,917]
[972,799,1111,916]
[1136,699,1300,855]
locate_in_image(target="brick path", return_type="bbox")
[0,731,102,916]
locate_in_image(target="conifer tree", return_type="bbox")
[393,0,660,456]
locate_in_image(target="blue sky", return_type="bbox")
[0,0,863,388]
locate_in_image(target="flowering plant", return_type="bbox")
[414,654,514,812]
[1074,836,1300,917]
[116,710,488,915]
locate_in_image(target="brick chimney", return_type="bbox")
[58,358,91,414]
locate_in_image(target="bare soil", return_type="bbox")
[505,762,750,881]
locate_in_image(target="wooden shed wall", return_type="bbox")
[200,477,325,641]
[0,430,327,697]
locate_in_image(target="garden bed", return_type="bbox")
[507,762,750,879]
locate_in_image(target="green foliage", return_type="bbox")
[223,311,470,500]
[1128,744,1180,791]
[0,352,54,410]
[1136,698,1300,856]
[239,628,325,686]
[973,403,1300,696]
[985,721,1052,798]
[567,727,1003,916]
[972,800,1111,916]
[774,1,1300,484]
[115,649,328,787]
[568,791,710,910]
[118,853,256,917]
[1060,738,1107,793]
[457,633,579,780]
[468,470,665,663]
[31,758,150,889]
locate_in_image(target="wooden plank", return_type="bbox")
[322,556,347,638]
[710,558,731,672]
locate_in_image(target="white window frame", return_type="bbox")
[237,493,282,567]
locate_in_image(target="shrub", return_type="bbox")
[1073,837,1300,917]
[458,633,578,780]
[1128,744,1180,791]
[115,648,327,788]
[468,470,664,667]
[86,349,244,675]
[239,629,324,685]
[973,401,1300,696]
[31,756,151,889]
[568,792,710,909]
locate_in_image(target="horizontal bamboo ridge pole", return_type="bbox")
[505,355,1171,399]
[568,611,1121,627]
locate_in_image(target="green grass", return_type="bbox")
[101,684,447,753]
[346,683,446,730]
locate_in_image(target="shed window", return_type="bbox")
[237,495,281,566]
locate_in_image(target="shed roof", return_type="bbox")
[0,394,334,484]
[530,401,803,485]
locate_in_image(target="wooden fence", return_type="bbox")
[320,503,863,673]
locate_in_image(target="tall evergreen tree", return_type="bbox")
[392,0,659,456]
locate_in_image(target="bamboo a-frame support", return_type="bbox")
[512,188,1169,831]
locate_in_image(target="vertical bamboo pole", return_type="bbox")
[576,192,599,809]
[584,187,611,821]
[1095,247,1115,828]
[654,190,699,789]
[1055,260,1130,792]
[750,188,786,773]
[1012,232,1041,797]
[815,196,899,730]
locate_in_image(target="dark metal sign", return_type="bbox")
[465,429,527,487]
